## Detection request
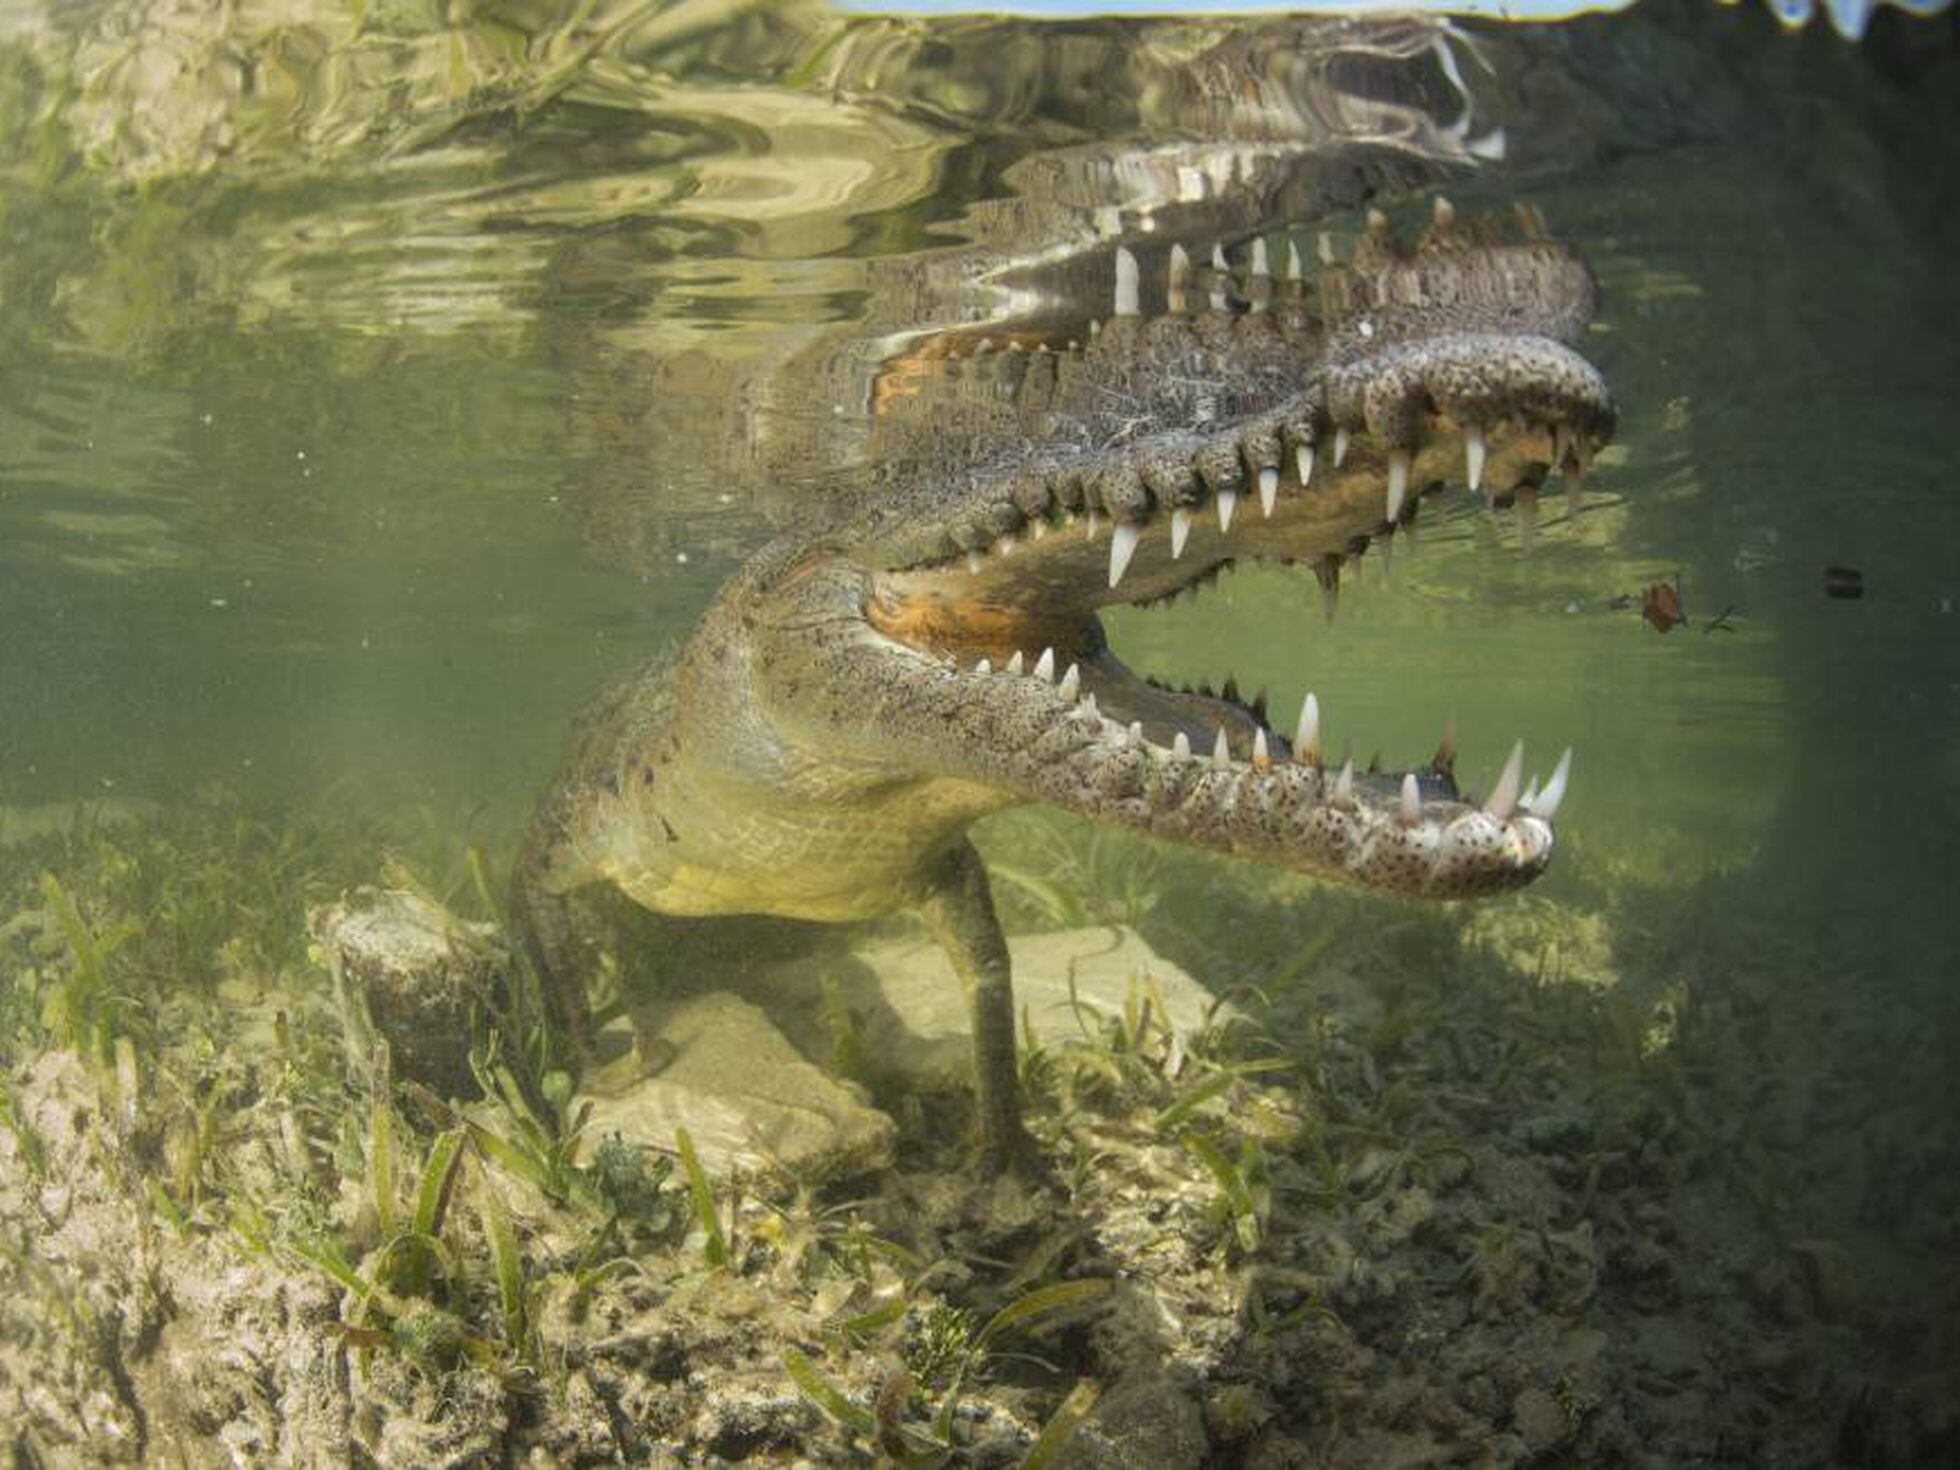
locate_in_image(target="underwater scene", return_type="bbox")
[2,0,1957,1464]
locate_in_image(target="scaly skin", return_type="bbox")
[514,199,1614,1170]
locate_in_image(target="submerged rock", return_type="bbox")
[577,992,897,1181]
[578,925,1232,1180]
[753,924,1243,1095]
[307,888,504,1098]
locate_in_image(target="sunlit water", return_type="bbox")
[1,0,1956,1452]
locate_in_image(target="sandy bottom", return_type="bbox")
[2,801,1955,1468]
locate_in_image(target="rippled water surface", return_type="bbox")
[2,0,1957,1458]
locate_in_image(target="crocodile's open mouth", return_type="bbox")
[833,204,1609,896]
[865,404,1575,890]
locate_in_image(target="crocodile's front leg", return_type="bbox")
[915,838,1033,1171]
[511,791,606,1057]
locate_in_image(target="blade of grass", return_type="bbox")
[412,1127,468,1238]
[837,1296,908,1341]
[675,1127,728,1267]
[782,1344,876,1433]
[1152,1059,1292,1135]
[369,1044,396,1239]
[478,1163,527,1350]
[1020,1379,1101,1470]
[970,1278,1112,1355]
[937,1278,1112,1441]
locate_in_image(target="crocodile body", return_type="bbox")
[513,198,1615,1167]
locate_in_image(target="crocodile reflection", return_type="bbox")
[515,190,1614,1168]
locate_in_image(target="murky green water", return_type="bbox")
[5,4,1952,932]
[2,0,1956,1461]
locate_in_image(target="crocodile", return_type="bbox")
[512,198,1614,1170]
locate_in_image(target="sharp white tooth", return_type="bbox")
[1211,242,1228,271]
[1317,231,1335,266]
[1006,650,1025,676]
[1464,424,1486,492]
[1286,239,1303,281]
[1080,692,1099,720]
[1085,510,1102,539]
[1034,647,1056,682]
[1533,748,1571,819]
[1212,728,1231,769]
[1173,731,1191,760]
[1129,721,1144,745]
[1485,740,1524,820]
[1109,521,1143,587]
[1253,728,1271,769]
[1386,449,1411,522]
[1031,519,1049,541]
[1333,427,1349,467]
[1170,508,1192,558]
[1297,442,1315,486]
[1333,759,1354,801]
[1250,237,1270,279]
[1058,663,1081,702]
[1167,243,1190,313]
[1258,467,1279,517]
[1400,772,1421,823]
[997,535,1017,556]
[1114,247,1140,318]
[974,658,992,675]
[1295,692,1321,764]
[967,550,984,574]
[1216,487,1237,533]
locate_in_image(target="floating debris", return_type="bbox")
[1823,565,1865,600]
[1640,579,1687,634]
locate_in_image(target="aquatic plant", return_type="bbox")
[450,1031,595,1209]
[582,1132,675,1223]
[752,1184,912,1291]
[675,1125,734,1269]
[0,1080,47,1181]
[32,870,143,1077]
[475,1156,533,1359]
[1182,1131,1271,1256]
[785,1275,1114,1464]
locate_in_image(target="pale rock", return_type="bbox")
[575,992,895,1181]
[765,925,1241,1092]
